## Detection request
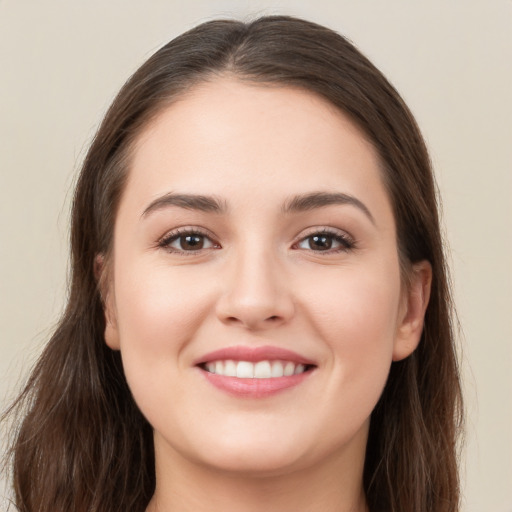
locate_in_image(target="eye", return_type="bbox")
[158,229,219,253]
[295,230,354,252]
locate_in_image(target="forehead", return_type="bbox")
[123,78,392,222]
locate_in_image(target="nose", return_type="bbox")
[215,247,295,330]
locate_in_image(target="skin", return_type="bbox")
[102,79,431,512]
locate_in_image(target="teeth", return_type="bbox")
[284,362,295,376]
[271,361,284,378]
[254,361,271,378]
[204,360,309,378]
[294,364,305,375]
[224,360,237,377]
[236,361,254,378]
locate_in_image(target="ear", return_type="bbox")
[95,254,120,351]
[393,260,432,361]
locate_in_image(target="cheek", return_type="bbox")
[303,263,401,342]
[112,261,216,381]
[111,262,219,424]
[299,265,401,407]
[115,261,211,340]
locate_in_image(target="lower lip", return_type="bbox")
[200,368,313,398]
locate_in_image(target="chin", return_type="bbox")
[198,443,309,477]
[165,423,316,477]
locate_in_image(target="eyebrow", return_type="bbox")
[142,193,227,217]
[282,191,375,224]
[141,190,374,224]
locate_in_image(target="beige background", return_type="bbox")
[0,1,510,510]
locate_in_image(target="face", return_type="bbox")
[103,79,430,478]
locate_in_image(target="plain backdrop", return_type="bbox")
[0,1,511,510]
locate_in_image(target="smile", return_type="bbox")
[203,360,309,378]
[195,345,316,398]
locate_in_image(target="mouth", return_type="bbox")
[195,346,317,398]
[200,359,313,378]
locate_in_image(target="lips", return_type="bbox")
[195,345,315,366]
[195,345,316,398]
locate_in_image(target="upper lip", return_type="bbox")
[194,345,316,366]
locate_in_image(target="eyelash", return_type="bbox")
[293,228,355,253]
[157,227,355,255]
[158,228,219,255]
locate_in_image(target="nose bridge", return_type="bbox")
[216,239,294,329]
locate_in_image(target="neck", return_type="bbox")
[146,435,368,512]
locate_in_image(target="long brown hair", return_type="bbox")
[2,16,463,512]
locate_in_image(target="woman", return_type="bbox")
[3,15,463,512]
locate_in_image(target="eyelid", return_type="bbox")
[292,226,356,252]
[156,225,355,254]
[157,226,221,254]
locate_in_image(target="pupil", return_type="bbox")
[310,235,331,250]
[182,235,203,249]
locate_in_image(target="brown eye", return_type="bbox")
[308,235,332,251]
[296,231,354,252]
[160,231,217,253]
[179,234,205,250]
